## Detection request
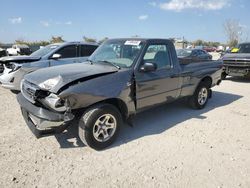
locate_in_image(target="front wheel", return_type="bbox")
[189,82,210,109]
[78,104,122,150]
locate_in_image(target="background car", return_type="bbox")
[177,49,212,64]
[0,42,98,93]
[203,46,216,52]
[7,44,32,56]
[222,42,250,79]
[0,48,8,74]
[0,48,8,58]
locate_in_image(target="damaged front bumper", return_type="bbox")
[17,94,74,138]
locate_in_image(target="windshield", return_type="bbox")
[30,44,59,57]
[89,39,144,68]
[237,43,250,53]
[176,49,192,57]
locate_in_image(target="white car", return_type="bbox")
[7,44,31,56]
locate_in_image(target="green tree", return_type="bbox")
[50,36,65,43]
[223,19,242,47]
[228,39,238,48]
[83,36,97,43]
[193,39,204,46]
[99,37,108,44]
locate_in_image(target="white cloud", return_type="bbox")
[159,0,230,11]
[138,15,149,20]
[44,21,72,26]
[40,21,50,27]
[9,17,22,24]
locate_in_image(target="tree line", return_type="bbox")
[9,36,109,47]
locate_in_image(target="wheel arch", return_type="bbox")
[199,76,212,88]
[77,98,129,121]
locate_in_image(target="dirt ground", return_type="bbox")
[0,77,250,188]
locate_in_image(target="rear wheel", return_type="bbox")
[189,82,210,109]
[78,104,122,150]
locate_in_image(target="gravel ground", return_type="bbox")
[0,77,250,188]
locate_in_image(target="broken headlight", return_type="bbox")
[9,63,22,73]
[38,76,61,91]
[41,93,66,112]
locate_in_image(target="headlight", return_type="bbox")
[8,63,22,73]
[42,93,66,112]
[38,76,61,90]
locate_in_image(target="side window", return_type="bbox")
[80,45,98,57]
[143,44,171,69]
[56,45,77,58]
[199,50,204,55]
[201,50,207,54]
[192,50,198,56]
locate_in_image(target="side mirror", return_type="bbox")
[51,53,61,59]
[140,62,157,72]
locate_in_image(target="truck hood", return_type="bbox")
[0,56,41,64]
[24,62,119,93]
[223,53,250,61]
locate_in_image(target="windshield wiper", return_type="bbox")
[98,60,121,69]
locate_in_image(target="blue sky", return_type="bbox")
[0,0,249,43]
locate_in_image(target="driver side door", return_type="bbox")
[135,43,180,111]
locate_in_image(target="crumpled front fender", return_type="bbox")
[58,69,136,116]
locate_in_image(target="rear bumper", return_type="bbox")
[17,94,73,138]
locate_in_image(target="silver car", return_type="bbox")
[0,42,98,93]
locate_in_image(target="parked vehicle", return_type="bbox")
[203,46,216,52]
[216,46,225,52]
[0,48,8,58]
[177,49,212,64]
[0,48,8,74]
[17,38,222,150]
[0,42,98,93]
[7,44,32,56]
[222,42,250,79]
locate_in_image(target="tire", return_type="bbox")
[221,72,227,80]
[10,90,20,94]
[189,82,210,109]
[78,103,122,150]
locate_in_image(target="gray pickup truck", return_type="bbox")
[222,42,250,79]
[17,38,222,150]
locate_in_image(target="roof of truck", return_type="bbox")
[107,38,172,41]
[51,41,99,46]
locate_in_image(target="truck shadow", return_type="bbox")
[54,91,242,149]
[226,76,250,83]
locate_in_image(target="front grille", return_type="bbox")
[0,64,3,73]
[21,80,39,103]
[224,59,250,63]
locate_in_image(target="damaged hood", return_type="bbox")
[0,56,41,64]
[24,62,119,93]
